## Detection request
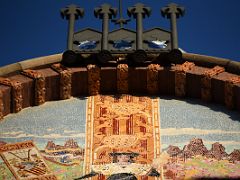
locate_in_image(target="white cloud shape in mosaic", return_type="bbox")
[0,132,85,139]
[162,140,240,147]
[1,131,25,136]
[203,140,240,145]
[63,130,78,134]
[161,128,240,136]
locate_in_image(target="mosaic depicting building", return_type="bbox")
[0,1,240,180]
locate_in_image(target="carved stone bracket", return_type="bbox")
[204,66,225,78]
[51,63,72,100]
[117,64,128,94]
[0,77,23,113]
[87,64,101,95]
[0,90,3,119]
[21,70,46,105]
[147,64,161,94]
[175,62,195,97]
[224,77,240,109]
[201,66,225,101]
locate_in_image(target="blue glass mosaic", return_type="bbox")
[78,40,97,50]
[147,40,167,49]
[112,40,132,50]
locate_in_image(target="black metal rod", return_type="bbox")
[102,13,109,50]
[119,0,122,18]
[136,13,143,50]
[170,12,178,50]
[67,14,75,50]
[119,0,123,28]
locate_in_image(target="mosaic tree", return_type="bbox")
[94,4,117,50]
[61,4,84,50]
[161,3,185,50]
[127,3,151,50]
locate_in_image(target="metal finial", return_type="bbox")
[161,3,185,50]
[112,0,130,28]
[94,4,117,50]
[128,3,151,50]
[61,4,84,50]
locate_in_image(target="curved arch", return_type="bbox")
[0,53,62,76]
[0,52,239,119]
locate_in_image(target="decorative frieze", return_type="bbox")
[175,62,195,97]
[201,66,225,101]
[147,64,161,94]
[204,66,225,77]
[51,63,72,100]
[87,64,101,95]
[22,70,46,105]
[117,64,128,94]
[224,77,240,109]
[0,78,23,113]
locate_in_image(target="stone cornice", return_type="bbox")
[0,53,239,119]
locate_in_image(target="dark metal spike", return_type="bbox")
[127,3,151,49]
[112,0,130,28]
[119,0,123,18]
[60,4,84,50]
[95,4,117,50]
[161,3,185,50]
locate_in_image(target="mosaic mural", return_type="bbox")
[83,95,161,179]
[0,98,86,179]
[0,96,239,179]
[160,98,240,179]
[0,141,56,180]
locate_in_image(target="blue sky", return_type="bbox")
[0,0,240,67]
